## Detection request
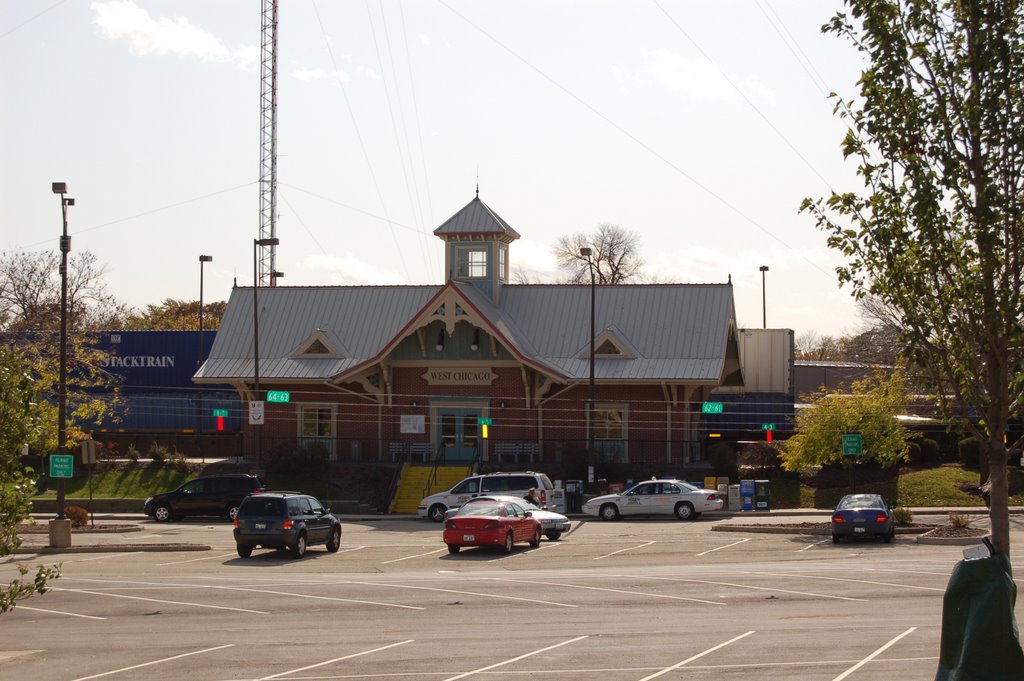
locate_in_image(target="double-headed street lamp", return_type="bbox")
[197,255,213,462]
[579,247,596,469]
[253,238,279,466]
[51,182,74,520]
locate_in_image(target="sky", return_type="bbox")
[1,0,870,339]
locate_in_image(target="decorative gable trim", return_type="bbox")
[577,326,636,359]
[292,330,345,358]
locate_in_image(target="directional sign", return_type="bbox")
[50,454,74,478]
[762,423,776,431]
[249,401,265,425]
[842,433,863,456]
[266,390,291,403]
[701,402,724,415]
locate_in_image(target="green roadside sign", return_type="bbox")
[762,423,776,431]
[702,402,724,415]
[842,433,863,456]
[212,408,229,417]
[266,391,291,403]
[50,454,74,478]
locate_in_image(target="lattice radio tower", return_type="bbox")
[257,0,279,287]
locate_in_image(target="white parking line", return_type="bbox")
[381,548,448,564]
[752,571,946,592]
[494,577,724,606]
[594,541,655,560]
[69,644,233,681]
[53,588,268,614]
[256,640,414,681]
[797,539,829,552]
[156,552,236,566]
[350,580,578,608]
[440,635,588,681]
[14,605,106,620]
[832,627,916,681]
[216,585,425,610]
[696,538,749,556]
[628,575,868,602]
[71,552,143,562]
[487,542,563,562]
[639,630,755,680]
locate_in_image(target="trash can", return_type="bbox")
[754,479,770,511]
[739,480,755,511]
[936,542,1024,680]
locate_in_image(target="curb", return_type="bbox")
[915,530,988,546]
[711,524,933,536]
[12,544,211,554]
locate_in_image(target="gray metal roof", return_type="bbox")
[196,282,735,384]
[432,196,521,239]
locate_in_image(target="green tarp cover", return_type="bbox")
[936,552,1024,680]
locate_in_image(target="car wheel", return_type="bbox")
[226,505,240,521]
[429,504,448,522]
[675,502,695,520]
[447,544,460,554]
[290,533,307,559]
[236,544,253,558]
[599,504,620,521]
[529,527,542,548]
[882,529,894,544]
[153,504,172,522]
[325,526,341,553]
[832,534,841,544]
[502,532,514,554]
[545,532,562,541]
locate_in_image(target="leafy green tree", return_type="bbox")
[782,370,914,471]
[0,346,60,614]
[803,1,1024,555]
[125,298,225,330]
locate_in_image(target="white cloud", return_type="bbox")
[356,65,381,80]
[640,48,772,104]
[418,34,432,46]
[301,253,400,285]
[292,67,351,83]
[91,1,257,70]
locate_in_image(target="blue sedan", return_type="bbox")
[831,494,895,544]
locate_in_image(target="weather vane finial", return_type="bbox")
[476,167,479,198]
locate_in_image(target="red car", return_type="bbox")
[443,499,542,554]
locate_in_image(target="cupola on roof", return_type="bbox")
[433,195,521,241]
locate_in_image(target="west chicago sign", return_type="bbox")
[421,367,497,386]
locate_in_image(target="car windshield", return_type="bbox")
[837,495,885,510]
[456,503,502,517]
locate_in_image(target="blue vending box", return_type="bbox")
[740,480,755,511]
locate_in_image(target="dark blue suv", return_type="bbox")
[233,493,341,559]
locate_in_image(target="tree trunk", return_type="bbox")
[987,443,1010,555]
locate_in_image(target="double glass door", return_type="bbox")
[437,408,480,461]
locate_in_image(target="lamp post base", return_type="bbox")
[48,519,72,548]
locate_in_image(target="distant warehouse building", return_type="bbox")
[195,195,796,476]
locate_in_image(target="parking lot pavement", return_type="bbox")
[5,516,1023,680]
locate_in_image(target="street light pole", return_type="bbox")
[197,255,213,463]
[51,182,74,520]
[759,265,769,328]
[580,248,596,471]
[253,238,279,467]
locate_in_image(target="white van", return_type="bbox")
[418,471,555,522]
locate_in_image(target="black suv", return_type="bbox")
[233,493,342,559]
[144,474,267,522]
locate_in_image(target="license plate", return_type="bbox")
[462,534,475,541]
[854,527,865,533]
[255,522,267,530]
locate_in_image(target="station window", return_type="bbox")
[457,248,488,278]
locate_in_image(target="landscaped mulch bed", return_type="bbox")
[16,523,142,534]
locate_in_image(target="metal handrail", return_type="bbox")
[422,442,447,499]
[384,449,408,514]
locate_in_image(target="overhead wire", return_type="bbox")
[436,0,838,283]
[308,0,413,282]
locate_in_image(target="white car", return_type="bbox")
[582,479,723,521]
[418,471,555,522]
[448,495,572,541]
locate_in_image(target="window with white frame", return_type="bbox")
[300,405,334,438]
[457,247,488,278]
